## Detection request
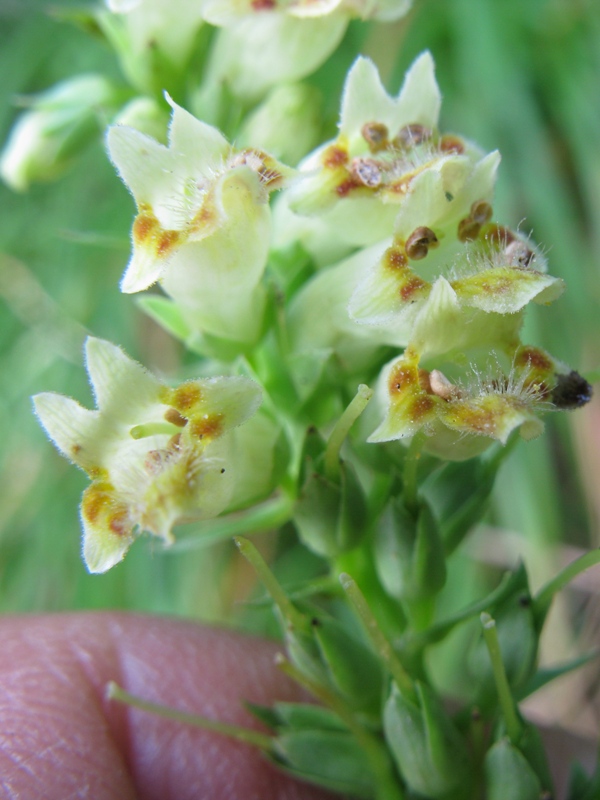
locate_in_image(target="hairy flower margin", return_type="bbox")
[33,337,262,572]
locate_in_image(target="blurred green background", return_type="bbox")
[1,0,599,689]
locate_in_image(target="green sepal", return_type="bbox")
[423,453,500,555]
[484,738,542,800]
[374,496,446,602]
[284,623,331,691]
[311,615,384,719]
[468,565,538,708]
[137,295,194,343]
[383,681,472,799]
[272,729,378,799]
[294,445,368,559]
[246,701,348,733]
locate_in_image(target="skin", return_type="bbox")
[0,613,339,800]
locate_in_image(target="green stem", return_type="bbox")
[403,432,425,514]
[324,384,373,481]
[107,682,273,751]
[235,536,307,632]
[340,573,414,698]
[480,613,522,744]
[534,548,600,622]
[276,656,405,800]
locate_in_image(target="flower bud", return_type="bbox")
[311,616,384,719]
[374,496,446,602]
[1,75,118,191]
[237,83,323,166]
[294,430,368,558]
[97,0,207,95]
[423,454,500,554]
[248,700,385,798]
[273,728,378,798]
[484,738,542,800]
[383,681,472,798]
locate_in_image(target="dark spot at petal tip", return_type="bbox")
[551,370,593,410]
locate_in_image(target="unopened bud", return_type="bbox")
[1,74,118,191]
[484,738,542,800]
[384,681,472,798]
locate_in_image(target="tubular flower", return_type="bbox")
[350,227,564,357]
[286,52,484,248]
[202,1,411,100]
[107,96,293,342]
[99,0,207,94]
[33,337,262,572]
[370,344,591,461]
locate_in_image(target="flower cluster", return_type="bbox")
[28,49,591,572]
[283,53,590,459]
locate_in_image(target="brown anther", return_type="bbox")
[481,223,516,246]
[361,121,389,153]
[164,408,188,427]
[504,239,534,267]
[405,226,439,260]
[395,124,432,148]
[458,217,481,242]
[439,134,465,154]
[350,157,382,188]
[470,199,493,225]
[167,433,182,451]
[429,369,461,400]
